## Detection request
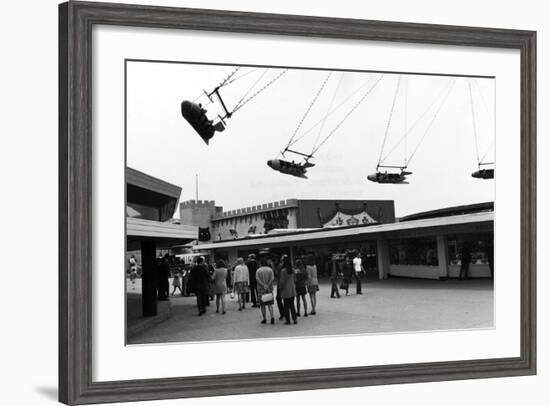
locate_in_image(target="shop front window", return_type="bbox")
[389,238,438,266]
[448,235,492,265]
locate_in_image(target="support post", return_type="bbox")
[436,235,449,279]
[227,248,238,268]
[376,238,390,280]
[141,240,158,317]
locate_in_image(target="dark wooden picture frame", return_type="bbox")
[59,1,536,404]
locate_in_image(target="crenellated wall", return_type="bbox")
[212,199,299,220]
[179,200,222,230]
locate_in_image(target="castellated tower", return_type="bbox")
[179,200,223,237]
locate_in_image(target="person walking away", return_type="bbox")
[459,245,472,279]
[225,263,233,299]
[294,259,308,317]
[279,255,298,325]
[274,260,285,320]
[212,260,228,314]
[256,258,275,324]
[246,254,259,307]
[157,254,171,300]
[353,252,365,294]
[305,255,319,314]
[342,256,354,296]
[171,271,183,296]
[182,265,190,296]
[233,258,250,311]
[188,256,211,316]
[227,263,236,299]
[330,259,341,298]
[207,261,216,302]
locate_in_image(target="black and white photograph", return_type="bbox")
[2,0,544,404]
[125,61,495,344]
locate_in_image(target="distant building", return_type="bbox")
[179,198,395,243]
[196,202,494,280]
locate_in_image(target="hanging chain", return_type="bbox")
[468,79,481,164]
[311,72,344,153]
[218,67,241,88]
[232,69,288,114]
[287,76,374,149]
[191,67,241,103]
[223,68,258,87]
[311,74,384,156]
[473,79,494,164]
[380,79,455,164]
[403,77,408,166]
[407,78,456,165]
[285,72,332,151]
[377,76,402,168]
[480,139,495,163]
[232,70,268,114]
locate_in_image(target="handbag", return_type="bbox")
[261,292,274,303]
[339,282,348,290]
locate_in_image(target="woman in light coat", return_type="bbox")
[232,257,250,311]
[255,258,275,324]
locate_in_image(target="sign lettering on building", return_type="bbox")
[323,211,376,228]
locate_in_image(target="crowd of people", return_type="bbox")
[128,250,368,325]
[330,252,365,298]
[183,253,323,325]
[182,251,368,326]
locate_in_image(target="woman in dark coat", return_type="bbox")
[278,255,298,325]
[342,256,354,296]
[329,259,340,298]
[188,256,211,316]
[294,259,308,317]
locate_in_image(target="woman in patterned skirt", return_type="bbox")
[212,260,228,314]
[232,257,250,311]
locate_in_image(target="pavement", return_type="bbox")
[127,277,494,344]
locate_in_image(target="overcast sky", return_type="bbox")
[126,61,494,218]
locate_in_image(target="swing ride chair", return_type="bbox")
[267,72,385,179]
[180,67,288,145]
[471,162,494,179]
[180,100,225,145]
[366,76,415,184]
[366,75,492,184]
[267,149,315,179]
[367,165,412,184]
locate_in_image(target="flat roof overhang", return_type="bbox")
[126,167,181,199]
[195,211,494,251]
[127,217,197,250]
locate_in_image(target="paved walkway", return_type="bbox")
[128,277,493,344]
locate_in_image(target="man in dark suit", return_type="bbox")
[188,256,211,315]
[246,253,259,307]
[459,245,472,280]
[157,254,170,301]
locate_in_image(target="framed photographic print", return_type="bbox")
[59,1,536,404]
